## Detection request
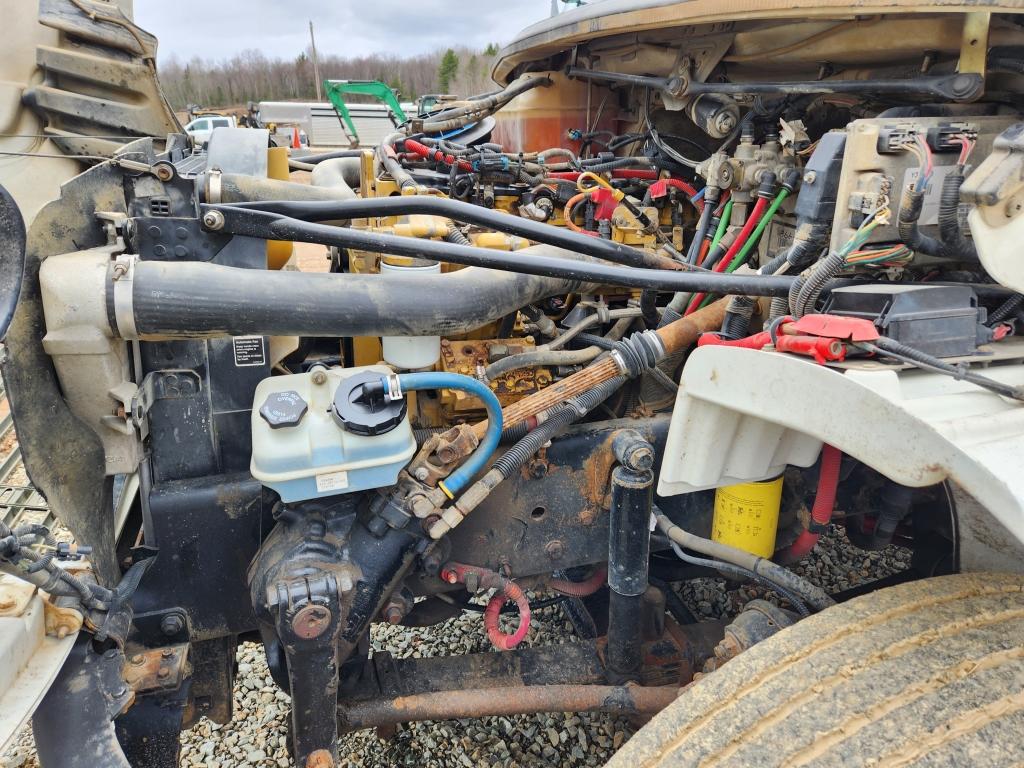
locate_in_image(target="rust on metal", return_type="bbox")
[291,604,333,640]
[122,643,190,694]
[305,749,336,768]
[338,683,678,730]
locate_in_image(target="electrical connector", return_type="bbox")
[925,122,977,153]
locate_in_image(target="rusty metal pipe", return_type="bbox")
[338,683,677,731]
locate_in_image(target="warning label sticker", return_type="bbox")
[315,471,349,493]
[232,336,266,367]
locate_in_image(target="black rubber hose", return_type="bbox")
[685,191,717,264]
[228,196,678,271]
[792,250,846,317]
[579,157,654,173]
[491,377,626,478]
[720,295,756,339]
[864,338,1024,401]
[294,149,364,164]
[420,75,550,130]
[898,185,948,258]
[573,332,617,351]
[937,169,978,261]
[212,206,800,297]
[124,254,580,339]
[667,542,811,618]
[990,293,1024,323]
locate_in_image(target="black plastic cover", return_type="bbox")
[332,371,407,436]
[823,284,983,357]
[794,131,847,223]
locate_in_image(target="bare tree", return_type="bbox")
[160,45,500,109]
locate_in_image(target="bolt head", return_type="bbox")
[292,604,332,640]
[803,171,817,184]
[545,540,565,560]
[413,466,430,481]
[160,613,185,636]
[310,369,327,385]
[202,210,225,231]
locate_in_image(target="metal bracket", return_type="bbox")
[128,369,203,439]
[959,11,992,78]
[123,643,190,694]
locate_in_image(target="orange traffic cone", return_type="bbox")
[291,126,301,149]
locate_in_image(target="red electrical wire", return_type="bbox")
[684,195,771,315]
[484,580,532,650]
[548,567,607,597]
[778,444,842,563]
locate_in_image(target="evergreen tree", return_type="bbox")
[438,48,460,93]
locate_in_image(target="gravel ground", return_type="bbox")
[1,524,910,768]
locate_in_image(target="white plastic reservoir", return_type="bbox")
[380,258,442,369]
[250,365,416,502]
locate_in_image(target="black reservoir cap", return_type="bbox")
[332,371,407,436]
[259,390,308,429]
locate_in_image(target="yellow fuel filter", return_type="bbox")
[711,477,784,558]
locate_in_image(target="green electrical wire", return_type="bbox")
[724,187,790,273]
[708,198,733,253]
[696,188,790,310]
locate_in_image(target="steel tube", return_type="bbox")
[337,683,677,731]
[607,464,654,682]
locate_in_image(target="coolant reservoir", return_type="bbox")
[380,257,442,369]
[250,365,416,502]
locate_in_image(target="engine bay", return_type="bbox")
[4,5,1024,766]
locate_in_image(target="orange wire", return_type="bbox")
[563,192,593,235]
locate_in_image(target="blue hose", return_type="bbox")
[388,372,503,497]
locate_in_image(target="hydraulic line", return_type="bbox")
[419,74,551,133]
[384,372,503,497]
[685,188,719,264]
[666,542,810,618]
[429,378,625,539]
[226,195,682,271]
[684,194,772,315]
[208,206,800,297]
[692,184,793,312]
[654,513,833,612]
[487,310,641,379]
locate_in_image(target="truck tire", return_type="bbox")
[608,573,1024,768]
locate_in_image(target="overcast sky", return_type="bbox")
[134,1,555,64]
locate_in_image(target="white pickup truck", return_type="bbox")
[182,114,236,147]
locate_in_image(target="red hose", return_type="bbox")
[548,567,607,597]
[779,444,842,563]
[403,138,474,172]
[696,330,772,350]
[684,196,770,315]
[484,580,532,650]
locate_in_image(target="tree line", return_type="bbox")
[159,45,500,110]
